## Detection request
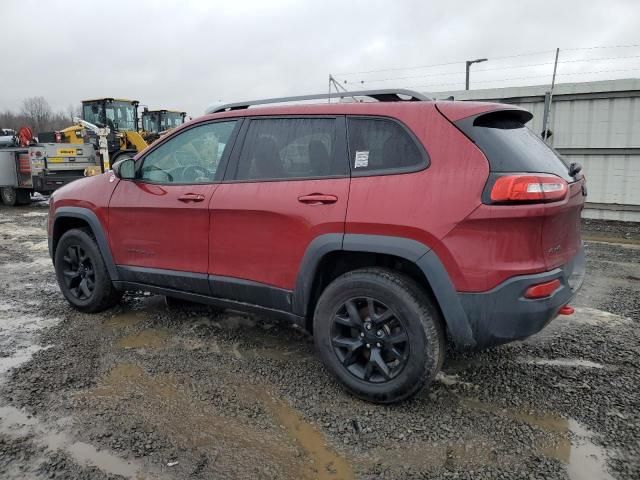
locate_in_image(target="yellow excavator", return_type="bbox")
[58,98,148,170]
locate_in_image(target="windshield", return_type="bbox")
[82,101,136,131]
[161,113,184,131]
[143,113,160,132]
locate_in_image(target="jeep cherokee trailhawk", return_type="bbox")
[48,89,586,403]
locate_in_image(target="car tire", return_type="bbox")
[313,268,445,404]
[54,228,122,313]
[16,189,32,205]
[0,187,31,206]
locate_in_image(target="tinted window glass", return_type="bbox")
[456,110,572,181]
[347,118,424,173]
[235,118,341,181]
[139,121,236,184]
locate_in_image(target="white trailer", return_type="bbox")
[0,142,100,206]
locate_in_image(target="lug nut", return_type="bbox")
[360,332,365,337]
[376,330,383,337]
[376,342,381,348]
[366,343,371,348]
[365,323,372,330]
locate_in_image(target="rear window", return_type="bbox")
[456,110,572,182]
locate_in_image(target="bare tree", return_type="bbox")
[1,97,77,133]
[21,96,52,133]
[67,104,81,123]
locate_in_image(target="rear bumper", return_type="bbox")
[457,245,585,349]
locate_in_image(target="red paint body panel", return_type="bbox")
[108,181,215,272]
[345,103,491,290]
[209,178,349,289]
[48,173,118,242]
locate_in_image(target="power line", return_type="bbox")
[335,44,640,78]
[474,54,640,73]
[563,44,640,51]
[406,67,640,90]
[335,54,640,86]
[335,49,556,76]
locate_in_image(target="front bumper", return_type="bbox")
[457,245,586,349]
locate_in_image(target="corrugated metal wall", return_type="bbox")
[436,79,640,221]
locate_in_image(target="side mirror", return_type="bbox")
[112,158,136,180]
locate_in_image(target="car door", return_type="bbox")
[109,120,240,293]
[209,116,349,309]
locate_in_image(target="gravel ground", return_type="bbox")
[0,201,639,480]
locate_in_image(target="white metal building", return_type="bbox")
[435,79,640,222]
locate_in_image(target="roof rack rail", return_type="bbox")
[206,89,431,114]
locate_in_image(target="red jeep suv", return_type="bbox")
[48,89,586,403]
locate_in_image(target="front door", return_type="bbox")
[108,120,240,292]
[209,116,349,307]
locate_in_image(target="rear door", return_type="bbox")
[108,120,240,291]
[209,116,349,306]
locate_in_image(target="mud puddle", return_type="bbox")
[0,405,145,479]
[463,398,614,480]
[257,389,354,480]
[108,296,313,361]
[85,363,309,478]
[117,329,169,349]
[84,361,353,479]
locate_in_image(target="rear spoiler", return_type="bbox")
[435,101,531,123]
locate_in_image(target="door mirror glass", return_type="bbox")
[112,158,136,180]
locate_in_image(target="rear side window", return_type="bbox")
[234,118,344,181]
[456,110,572,181]
[347,117,426,175]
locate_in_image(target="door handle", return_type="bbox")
[297,194,338,205]
[178,193,205,202]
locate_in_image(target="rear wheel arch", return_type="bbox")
[294,233,476,349]
[52,207,119,281]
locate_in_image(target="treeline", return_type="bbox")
[0,96,80,134]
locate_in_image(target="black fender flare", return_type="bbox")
[292,233,476,349]
[51,206,119,281]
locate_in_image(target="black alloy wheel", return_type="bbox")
[331,297,409,383]
[61,245,96,300]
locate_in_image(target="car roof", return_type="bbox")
[195,99,525,123]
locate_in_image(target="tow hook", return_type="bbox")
[558,305,575,315]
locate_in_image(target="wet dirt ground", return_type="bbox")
[0,199,639,480]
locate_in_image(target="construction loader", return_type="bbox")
[141,109,187,143]
[53,98,148,164]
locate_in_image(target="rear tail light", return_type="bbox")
[18,154,31,174]
[491,174,568,203]
[524,279,561,299]
[55,132,62,143]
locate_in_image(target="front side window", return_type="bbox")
[234,118,342,181]
[347,117,425,174]
[139,121,237,184]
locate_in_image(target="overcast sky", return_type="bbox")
[1,0,639,118]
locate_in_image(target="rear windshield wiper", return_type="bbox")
[569,162,582,177]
